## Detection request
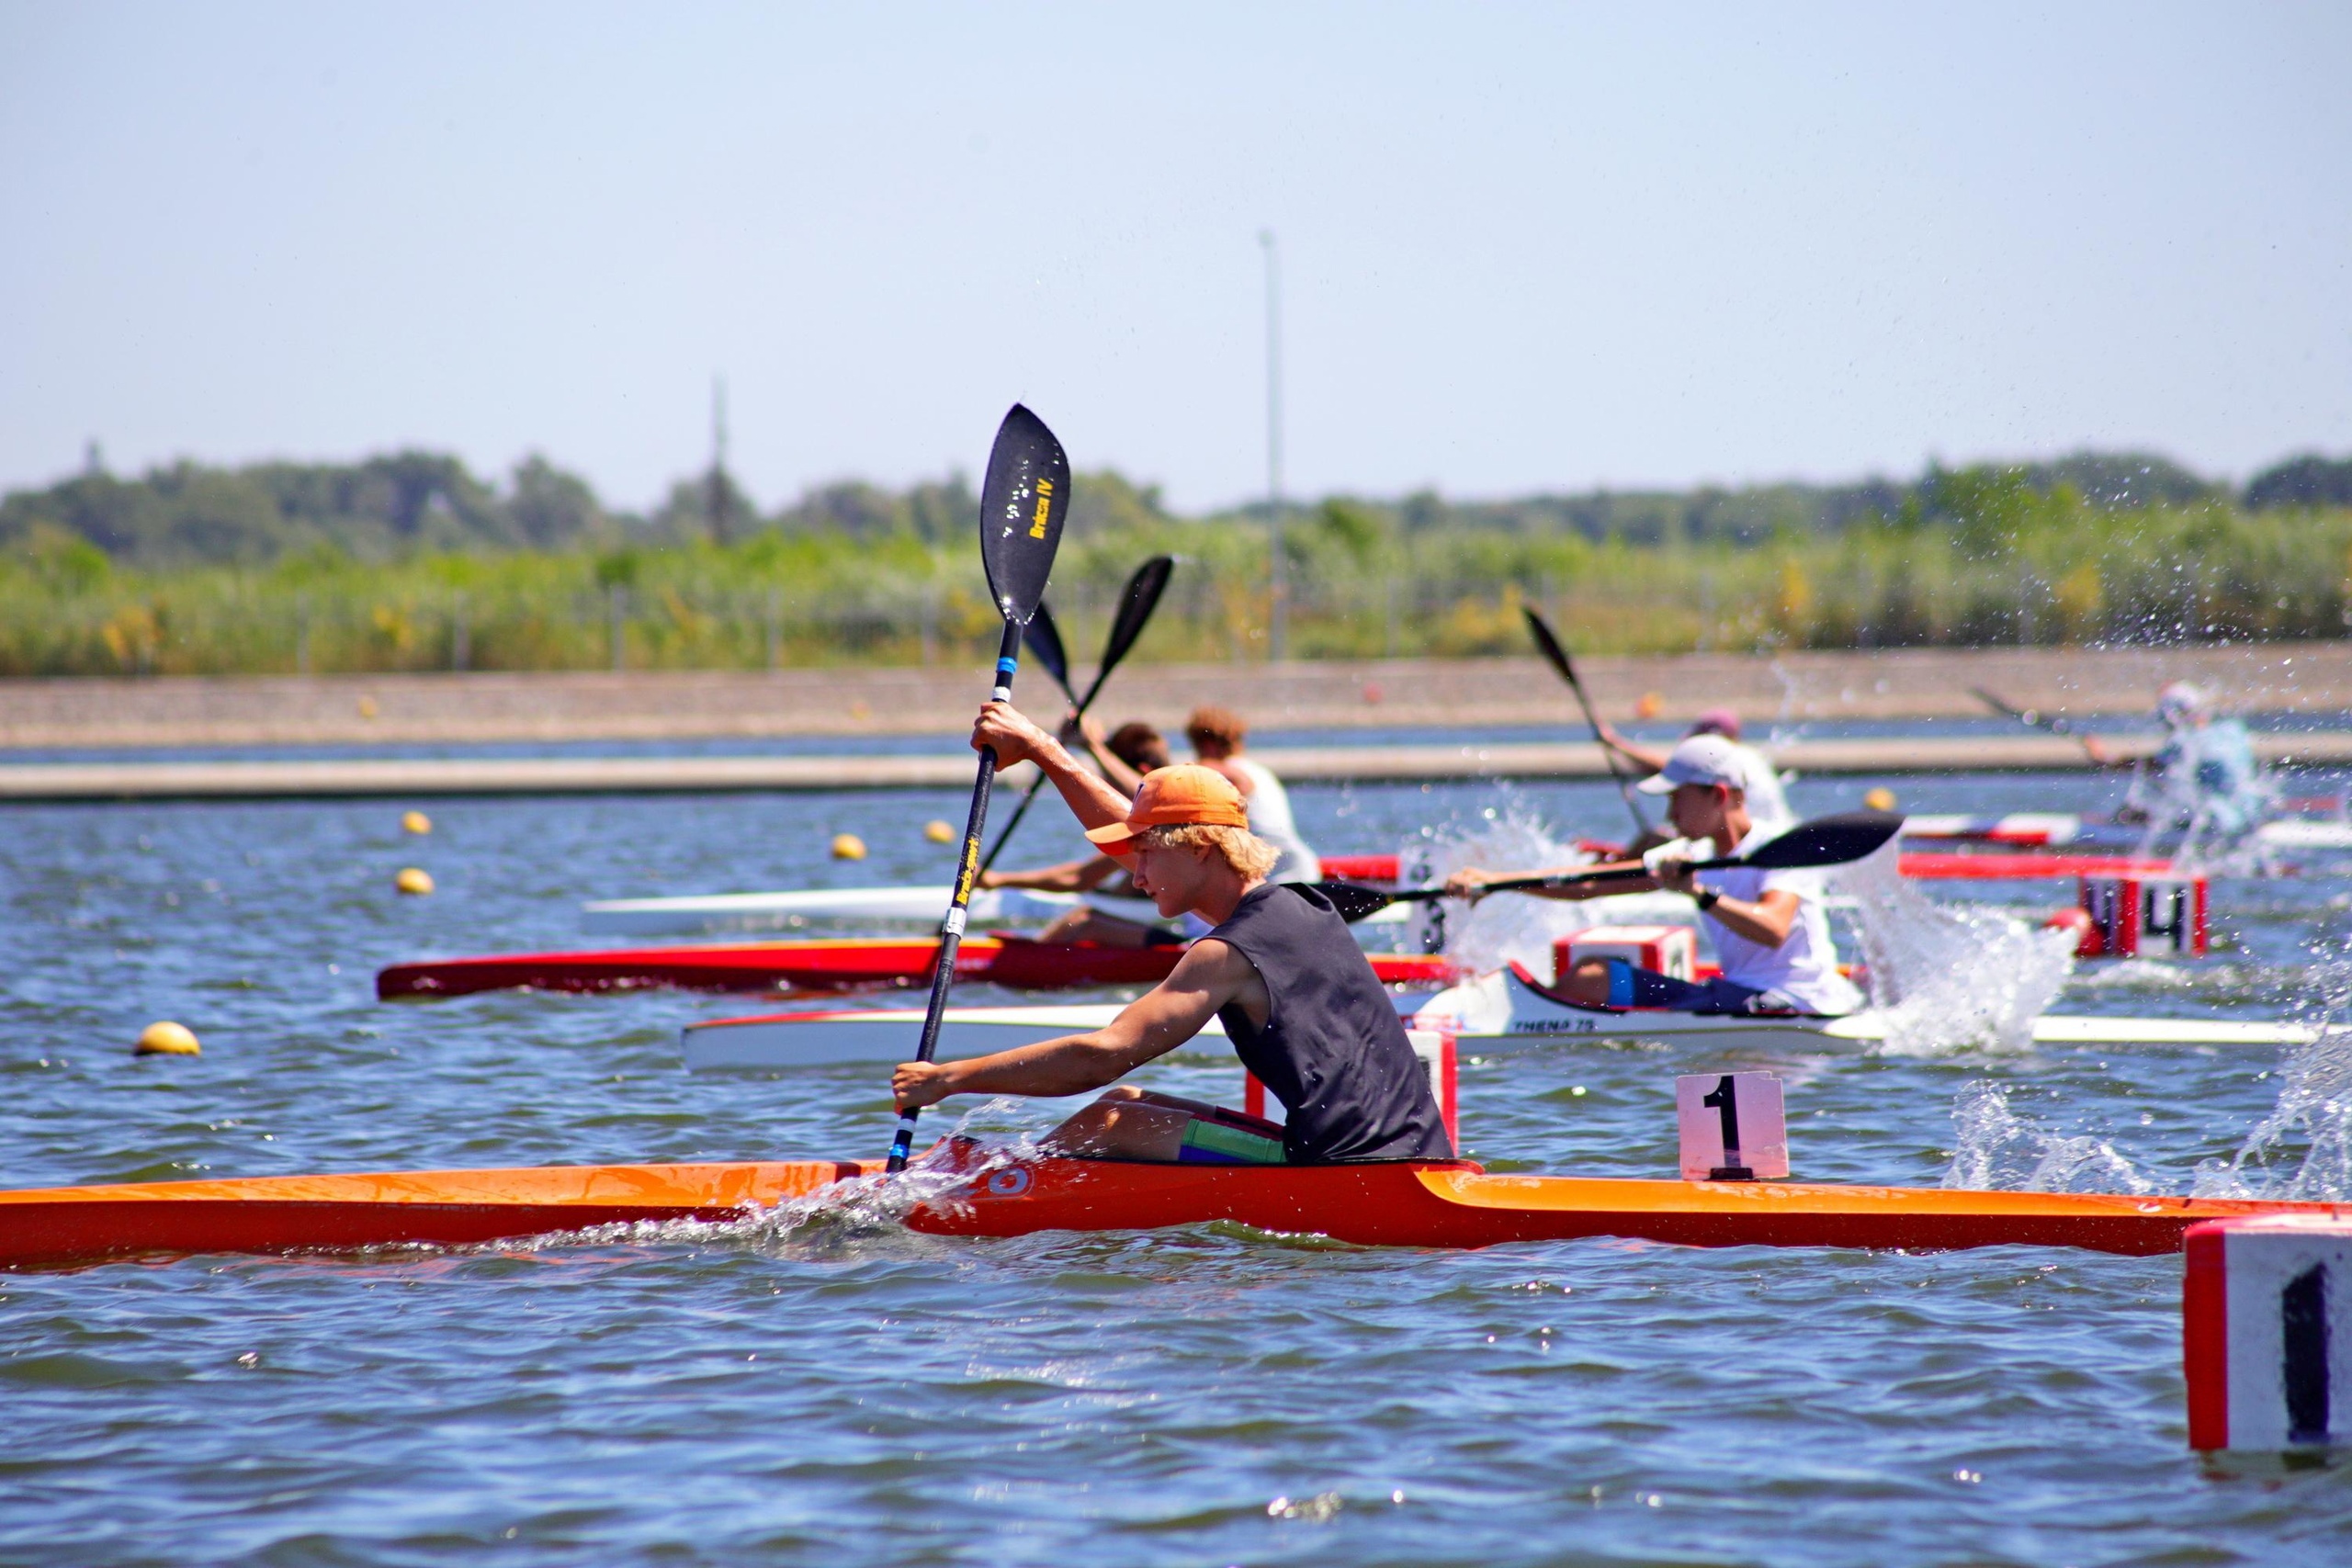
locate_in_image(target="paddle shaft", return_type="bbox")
[888,620,1023,1171]
[1312,808,1904,920]
[1381,852,1747,904]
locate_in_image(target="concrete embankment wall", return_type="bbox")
[2,642,2346,750]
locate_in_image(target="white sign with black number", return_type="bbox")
[1675,1072,1789,1182]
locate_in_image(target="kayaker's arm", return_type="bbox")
[1593,719,1668,774]
[1069,712,1148,795]
[978,854,1126,894]
[1698,888,1801,946]
[892,939,1261,1108]
[973,701,1132,832]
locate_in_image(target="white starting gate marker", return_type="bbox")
[2186,1215,2352,1450]
[1676,1071,1787,1182]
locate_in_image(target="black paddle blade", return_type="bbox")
[1102,556,1174,667]
[1313,881,1400,924]
[979,404,1070,625]
[1023,601,1074,700]
[1736,810,1905,871]
[1522,604,1577,685]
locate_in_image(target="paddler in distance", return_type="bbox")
[892,702,1453,1165]
[978,719,1192,948]
[1183,705,1322,882]
[1444,733,1862,1017]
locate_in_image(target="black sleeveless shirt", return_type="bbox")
[1208,884,1454,1164]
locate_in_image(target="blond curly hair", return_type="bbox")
[1135,822,1280,881]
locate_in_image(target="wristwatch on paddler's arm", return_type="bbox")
[1693,887,1721,912]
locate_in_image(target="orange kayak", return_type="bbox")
[377,937,1463,999]
[5,1149,2345,1269]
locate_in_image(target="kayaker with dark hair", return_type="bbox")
[892,701,1453,1166]
[1444,733,1861,1017]
[1183,705,1321,883]
[977,718,1188,948]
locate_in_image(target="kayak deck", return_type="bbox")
[377,937,1464,1000]
[907,1156,2350,1257]
[4,1150,2346,1269]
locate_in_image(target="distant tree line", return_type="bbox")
[4,445,2346,570]
[0,443,2348,677]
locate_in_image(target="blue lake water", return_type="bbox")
[5,756,2352,1564]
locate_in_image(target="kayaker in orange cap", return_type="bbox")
[891,700,1452,1167]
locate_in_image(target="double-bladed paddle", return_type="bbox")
[1972,686,2083,738]
[1524,605,1649,836]
[1311,809,1904,925]
[886,404,1071,1173]
[975,555,1176,875]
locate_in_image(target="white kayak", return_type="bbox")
[1407,964,2318,1051]
[2256,818,2352,851]
[585,885,1408,934]
[678,977,2313,1070]
[1900,811,2352,855]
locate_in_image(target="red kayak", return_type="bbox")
[6,1144,2346,1269]
[378,935,1464,1000]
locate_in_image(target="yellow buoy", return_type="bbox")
[395,867,435,895]
[922,819,956,844]
[1634,692,1664,720]
[831,833,867,861]
[1862,787,1899,813]
[401,810,433,835]
[135,1021,200,1056]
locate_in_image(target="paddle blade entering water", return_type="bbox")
[979,404,1069,624]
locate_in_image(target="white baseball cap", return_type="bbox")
[1636,733,1749,795]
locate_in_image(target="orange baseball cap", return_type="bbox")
[1083,764,1249,857]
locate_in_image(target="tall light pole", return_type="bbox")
[1259,229,1287,661]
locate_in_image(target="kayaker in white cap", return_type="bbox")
[1593,705,1792,830]
[1443,733,1862,1016]
[892,701,1452,1166]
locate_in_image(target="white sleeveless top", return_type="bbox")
[1233,757,1320,883]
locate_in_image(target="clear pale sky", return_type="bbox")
[2,2,2345,514]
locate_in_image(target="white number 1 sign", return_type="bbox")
[1676,1072,1789,1182]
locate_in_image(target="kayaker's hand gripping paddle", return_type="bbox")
[1313,809,1905,924]
[887,405,1071,1174]
[977,554,1175,876]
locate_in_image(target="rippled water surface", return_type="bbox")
[6,757,2352,1564]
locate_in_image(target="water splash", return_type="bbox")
[1941,1081,2154,1194]
[2192,953,2352,1201]
[1401,803,1634,978]
[495,1107,1058,1261]
[1831,840,2075,1055]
